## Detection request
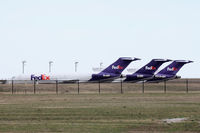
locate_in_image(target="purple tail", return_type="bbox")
[100,57,140,75]
[157,60,193,76]
[134,59,171,75]
[90,57,140,81]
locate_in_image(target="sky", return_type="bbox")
[0,0,199,79]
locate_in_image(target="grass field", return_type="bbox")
[0,93,200,133]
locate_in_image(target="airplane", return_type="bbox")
[89,57,140,82]
[123,59,171,82]
[147,60,193,83]
[11,57,140,83]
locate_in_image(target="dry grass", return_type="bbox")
[0,79,199,132]
[0,93,200,132]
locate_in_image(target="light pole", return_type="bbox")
[22,61,27,74]
[100,62,103,70]
[75,62,79,72]
[49,61,53,73]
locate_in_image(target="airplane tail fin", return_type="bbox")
[134,59,171,75]
[100,57,140,75]
[157,60,193,75]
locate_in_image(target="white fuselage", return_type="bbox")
[11,73,93,82]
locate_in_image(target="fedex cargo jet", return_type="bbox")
[124,59,171,82]
[89,57,140,82]
[11,57,140,83]
[147,60,193,83]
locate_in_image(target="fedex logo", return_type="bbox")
[31,74,50,81]
[112,65,123,70]
[145,66,156,70]
[167,67,178,71]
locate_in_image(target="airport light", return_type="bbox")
[75,62,79,72]
[49,61,53,73]
[22,61,27,74]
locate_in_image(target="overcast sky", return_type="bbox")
[0,0,199,79]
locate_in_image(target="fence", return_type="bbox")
[0,79,200,94]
